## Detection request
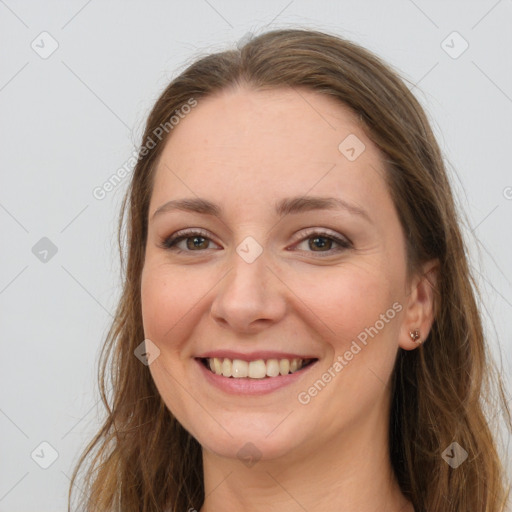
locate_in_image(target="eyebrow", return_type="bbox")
[151,195,372,223]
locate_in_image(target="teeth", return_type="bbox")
[206,357,309,378]
[213,357,222,374]
[232,359,248,378]
[221,358,232,377]
[266,359,280,377]
[249,360,267,379]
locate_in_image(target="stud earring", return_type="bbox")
[409,329,421,343]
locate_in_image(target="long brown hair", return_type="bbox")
[68,28,511,512]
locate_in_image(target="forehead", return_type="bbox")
[150,86,388,213]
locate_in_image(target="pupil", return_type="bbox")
[187,236,207,250]
[310,236,330,251]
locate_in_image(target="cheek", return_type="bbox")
[290,262,398,343]
[140,262,197,350]
[287,262,402,394]
[140,263,202,429]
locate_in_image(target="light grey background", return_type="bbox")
[1,1,511,510]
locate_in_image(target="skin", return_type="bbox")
[141,86,438,512]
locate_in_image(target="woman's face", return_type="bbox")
[141,86,421,464]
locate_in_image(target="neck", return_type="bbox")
[198,399,413,512]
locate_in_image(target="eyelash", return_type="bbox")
[159,228,352,257]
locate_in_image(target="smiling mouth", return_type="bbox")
[199,357,317,379]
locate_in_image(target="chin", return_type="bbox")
[200,429,305,464]
[179,406,312,464]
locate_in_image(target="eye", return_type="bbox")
[159,228,221,253]
[291,229,352,256]
[158,228,352,256]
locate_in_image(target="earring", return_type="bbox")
[409,329,422,343]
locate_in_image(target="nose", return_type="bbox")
[210,247,287,334]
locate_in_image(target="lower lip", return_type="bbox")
[195,359,318,396]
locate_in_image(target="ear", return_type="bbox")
[398,259,440,351]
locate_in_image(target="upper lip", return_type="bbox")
[196,350,318,361]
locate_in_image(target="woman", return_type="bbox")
[68,28,511,512]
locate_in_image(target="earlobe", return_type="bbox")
[399,327,424,351]
[399,259,440,351]
[409,328,422,344]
